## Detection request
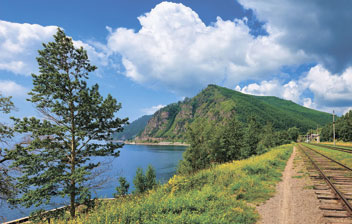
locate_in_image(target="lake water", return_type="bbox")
[0,144,187,222]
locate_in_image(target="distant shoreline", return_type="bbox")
[123,141,189,146]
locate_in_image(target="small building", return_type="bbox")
[309,133,320,143]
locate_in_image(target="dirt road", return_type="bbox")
[256,146,324,224]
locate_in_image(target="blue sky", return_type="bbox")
[1,0,352,122]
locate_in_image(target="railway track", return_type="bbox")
[309,143,352,154]
[298,144,352,223]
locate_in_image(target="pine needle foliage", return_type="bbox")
[8,28,128,218]
[133,165,157,194]
[114,177,130,197]
[0,93,15,203]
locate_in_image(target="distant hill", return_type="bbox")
[137,84,331,141]
[114,115,152,140]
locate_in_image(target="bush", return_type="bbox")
[133,165,157,194]
[133,167,146,194]
[145,165,157,190]
[114,177,130,197]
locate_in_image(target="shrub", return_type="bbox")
[114,177,130,197]
[145,165,157,190]
[133,167,146,194]
[133,165,157,194]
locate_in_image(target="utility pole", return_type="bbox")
[333,110,336,146]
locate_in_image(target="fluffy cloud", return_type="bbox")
[2,2,352,114]
[236,64,352,114]
[0,80,28,96]
[73,40,110,68]
[302,98,316,109]
[238,0,352,73]
[0,20,57,75]
[235,0,352,113]
[303,65,352,107]
[235,80,281,97]
[0,20,108,76]
[107,2,306,94]
[235,79,302,103]
[142,104,165,115]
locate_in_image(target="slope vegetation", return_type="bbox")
[53,144,293,224]
[114,115,152,140]
[138,85,331,141]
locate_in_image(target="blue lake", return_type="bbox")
[0,144,187,222]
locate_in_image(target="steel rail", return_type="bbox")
[298,144,352,216]
[325,144,352,150]
[303,144,352,172]
[310,143,352,154]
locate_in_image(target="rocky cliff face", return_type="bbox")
[136,84,332,142]
[140,111,171,137]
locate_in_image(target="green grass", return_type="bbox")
[302,143,352,168]
[51,144,293,224]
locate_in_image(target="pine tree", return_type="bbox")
[133,168,146,193]
[145,165,156,190]
[8,29,128,217]
[219,117,245,161]
[114,177,130,197]
[181,119,214,172]
[243,116,261,157]
[259,122,275,148]
[0,93,15,203]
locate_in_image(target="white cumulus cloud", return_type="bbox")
[236,64,352,114]
[0,20,109,76]
[0,20,57,75]
[107,2,306,94]
[235,79,303,103]
[142,104,165,115]
[235,80,281,96]
[303,98,316,109]
[238,0,352,73]
[303,65,352,107]
[0,80,29,96]
[73,40,110,68]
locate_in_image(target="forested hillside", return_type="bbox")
[114,115,152,140]
[137,85,331,141]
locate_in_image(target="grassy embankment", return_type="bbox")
[302,143,352,167]
[52,144,293,224]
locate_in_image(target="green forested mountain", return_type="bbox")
[137,84,331,141]
[114,115,152,140]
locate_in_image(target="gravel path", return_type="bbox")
[256,146,324,224]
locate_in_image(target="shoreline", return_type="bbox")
[123,141,189,146]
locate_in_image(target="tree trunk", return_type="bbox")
[69,96,76,218]
[70,186,75,217]
[70,133,76,217]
